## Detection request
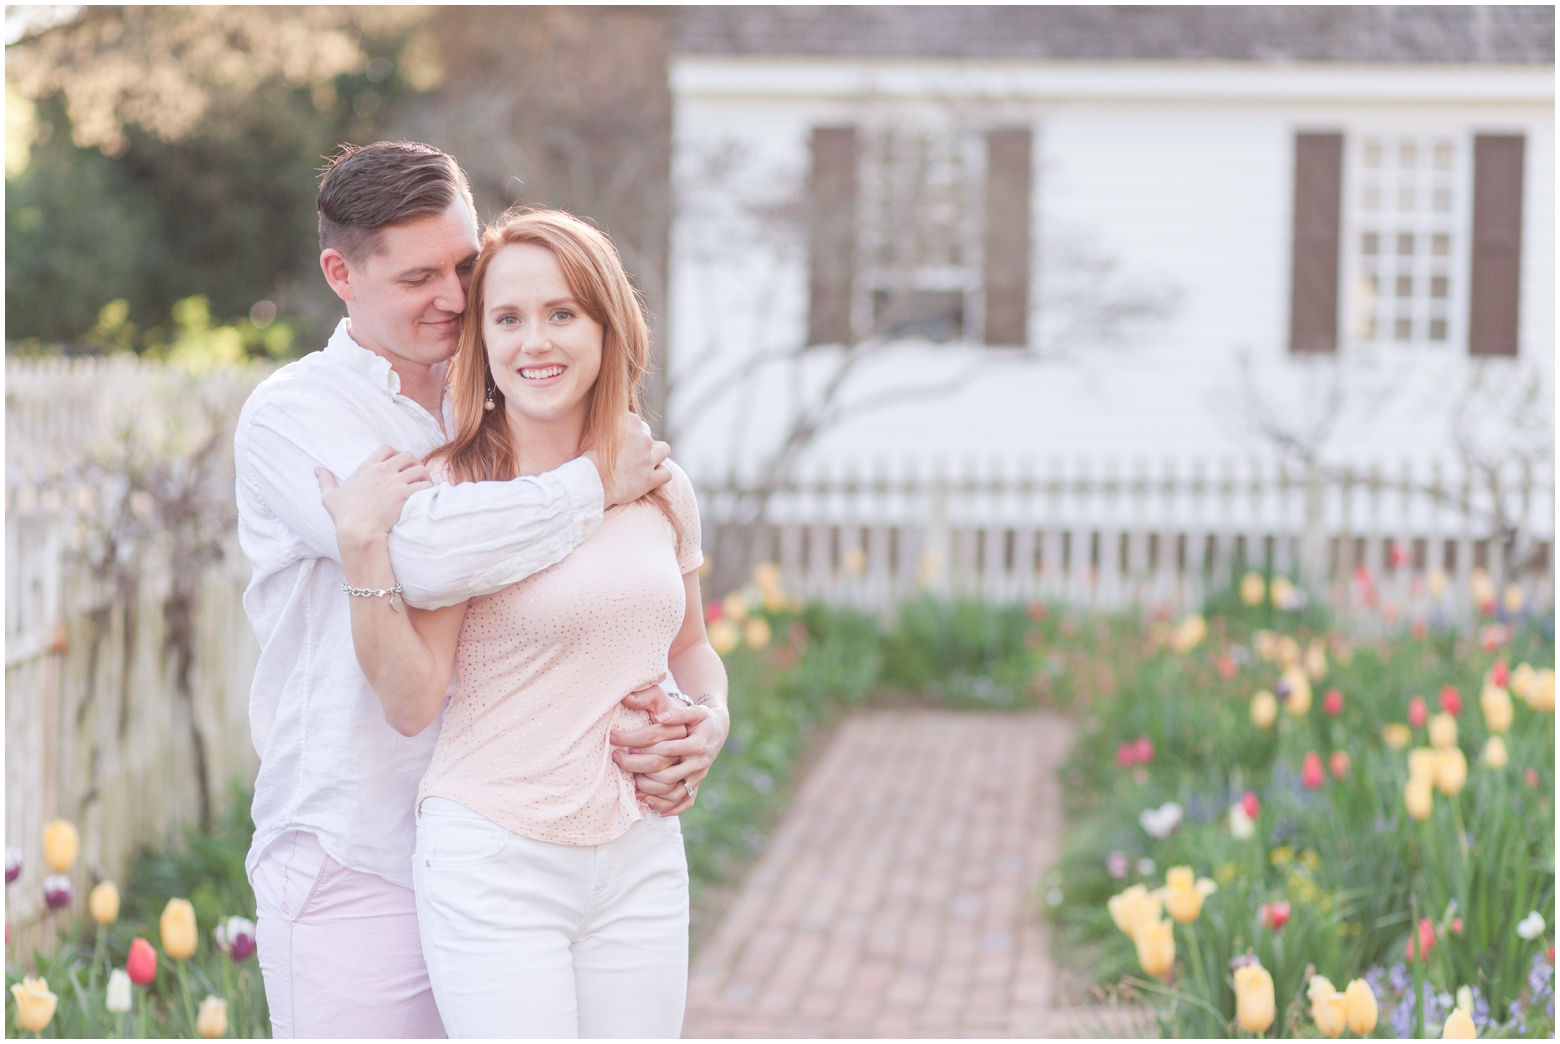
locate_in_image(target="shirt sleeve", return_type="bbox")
[663,461,705,575]
[235,389,605,610]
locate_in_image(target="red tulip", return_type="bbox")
[1405,918,1435,961]
[1133,736,1155,765]
[1323,688,1344,716]
[1329,750,1351,779]
[126,937,158,985]
[1492,660,1509,687]
[1261,901,1291,931]
[1217,655,1237,681]
[1449,917,1463,936]
[704,600,723,623]
[1301,752,1325,790]
[1241,791,1261,820]
[1408,696,1428,728]
[1439,685,1462,716]
[1525,768,1541,788]
[1116,742,1136,769]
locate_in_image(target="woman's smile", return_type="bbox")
[518,363,567,385]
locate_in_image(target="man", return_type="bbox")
[234,141,726,1037]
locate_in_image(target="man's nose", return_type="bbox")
[432,271,467,316]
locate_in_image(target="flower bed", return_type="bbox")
[1048,575,1555,1038]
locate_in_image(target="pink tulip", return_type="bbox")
[1408,696,1428,729]
[1241,791,1261,820]
[1116,742,1136,768]
[1492,660,1509,687]
[1261,901,1291,931]
[1404,918,1435,961]
[126,938,157,985]
[1301,752,1325,790]
[1439,685,1462,716]
[1323,688,1343,716]
[1329,750,1351,779]
[1133,737,1155,765]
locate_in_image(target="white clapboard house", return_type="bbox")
[664,6,1555,610]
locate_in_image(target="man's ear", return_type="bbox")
[320,248,355,304]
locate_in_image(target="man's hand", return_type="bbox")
[317,446,432,552]
[612,686,730,816]
[585,413,670,509]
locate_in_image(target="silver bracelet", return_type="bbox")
[666,689,696,708]
[342,581,403,612]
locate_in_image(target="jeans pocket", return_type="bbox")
[418,799,510,866]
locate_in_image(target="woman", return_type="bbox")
[319,209,728,1037]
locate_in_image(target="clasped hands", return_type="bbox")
[612,684,729,816]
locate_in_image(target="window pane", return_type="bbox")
[1361,231,1379,255]
[1397,233,1415,256]
[1398,140,1418,168]
[1433,140,1454,170]
[1363,185,1380,210]
[1431,233,1450,257]
[1429,317,1447,340]
[1433,186,1451,212]
[1431,275,1449,299]
[1364,138,1383,168]
[1396,275,1413,298]
[1398,186,1416,211]
[872,289,965,342]
[1394,316,1412,340]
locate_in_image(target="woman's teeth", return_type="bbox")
[520,366,565,380]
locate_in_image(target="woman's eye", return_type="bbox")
[551,310,573,322]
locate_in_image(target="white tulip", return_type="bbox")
[1516,911,1546,940]
[105,969,132,1014]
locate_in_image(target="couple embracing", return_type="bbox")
[235,140,729,1038]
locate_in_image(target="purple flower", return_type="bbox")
[1105,851,1129,879]
[4,847,20,884]
[214,916,257,962]
[42,874,71,909]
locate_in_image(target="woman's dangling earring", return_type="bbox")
[484,377,496,411]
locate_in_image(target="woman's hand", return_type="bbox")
[611,695,731,817]
[317,446,432,552]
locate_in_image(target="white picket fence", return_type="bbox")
[695,457,1555,622]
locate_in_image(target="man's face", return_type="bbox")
[323,199,480,368]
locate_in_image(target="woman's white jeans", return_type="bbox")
[412,798,689,1038]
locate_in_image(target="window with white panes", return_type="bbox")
[856,127,984,343]
[1346,134,1467,348]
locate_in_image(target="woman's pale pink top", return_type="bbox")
[417,461,703,846]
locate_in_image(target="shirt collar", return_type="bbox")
[323,318,401,399]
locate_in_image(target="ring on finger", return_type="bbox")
[682,779,695,800]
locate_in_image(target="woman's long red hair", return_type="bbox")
[430,209,678,536]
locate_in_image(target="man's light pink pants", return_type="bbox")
[253,831,446,1038]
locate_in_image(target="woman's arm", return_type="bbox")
[318,448,466,737]
[611,567,730,815]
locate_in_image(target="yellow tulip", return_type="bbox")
[43,819,79,873]
[1428,569,1448,598]
[751,562,781,594]
[1162,867,1218,923]
[707,618,739,656]
[1469,568,1495,607]
[1240,572,1266,606]
[1435,748,1468,795]
[1107,884,1163,940]
[1252,630,1277,661]
[743,617,772,651]
[1482,735,1509,768]
[1167,613,1207,655]
[1442,1007,1476,1038]
[1134,918,1176,977]
[1405,777,1434,820]
[1481,683,1513,733]
[1234,962,1276,1034]
[1276,634,1301,668]
[1408,747,1439,785]
[1309,976,1347,1039]
[197,996,228,1039]
[1270,576,1295,609]
[1251,690,1278,729]
[1511,662,1537,702]
[161,898,199,961]
[1281,667,1312,716]
[1503,583,1524,616]
[1344,978,1379,1035]
[1383,723,1412,750]
[1429,713,1458,749]
[89,880,120,925]
[1528,669,1555,713]
[721,590,749,623]
[10,976,57,1033]
[1304,639,1328,682]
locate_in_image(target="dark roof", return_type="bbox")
[675,6,1555,63]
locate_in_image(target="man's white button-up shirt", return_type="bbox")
[234,320,604,888]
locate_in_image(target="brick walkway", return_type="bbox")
[683,709,1098,1038]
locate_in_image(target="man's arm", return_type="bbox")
[238,394,604,608]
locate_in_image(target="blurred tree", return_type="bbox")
[5,6,439,354]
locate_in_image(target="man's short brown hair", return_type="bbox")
[317,141,476,261]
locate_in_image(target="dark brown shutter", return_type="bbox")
[1469,134,1524,357]
[1289,132,1344,353]
[984,127,1032,347]
[807,127,858,345]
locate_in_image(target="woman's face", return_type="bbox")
[482,242,604,429]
